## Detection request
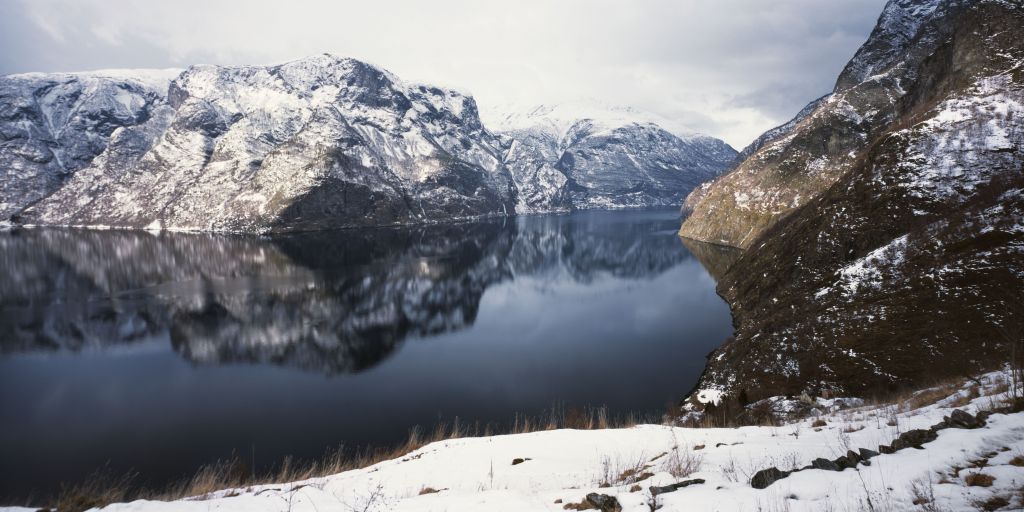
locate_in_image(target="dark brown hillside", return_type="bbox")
[683,0,1024,405]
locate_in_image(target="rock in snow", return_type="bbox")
[0,57,734,233]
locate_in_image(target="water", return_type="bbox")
[0,209,735,500]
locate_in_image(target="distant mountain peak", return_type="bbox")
[482,99,705,142]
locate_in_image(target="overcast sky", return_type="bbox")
[0,0,887,148]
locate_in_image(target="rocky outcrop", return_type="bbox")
[0,69,177,221]
[685,0,1024,401]
[750,409,988,489]
[679,0,1005,248]
[492,102,736,213]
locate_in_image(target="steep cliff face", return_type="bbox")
[491,103,736,213]
[685,0,1024,404]
[0,69,177,222]
[19,55,517,233]
[678,0,996,248]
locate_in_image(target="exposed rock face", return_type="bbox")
[686,0,1024,402]
[490,103,736,213]
[0,69,177,221]
[679,0,1003,248]
[3,61,733,233]
[19,55,516,233]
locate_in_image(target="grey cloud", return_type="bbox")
[0,0,888,147]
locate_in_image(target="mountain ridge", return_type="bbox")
[2,57,735,232]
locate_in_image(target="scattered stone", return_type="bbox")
[751,467,790,489]
[745,408,990,489]
[554,499,563,504]
[512,457,531,465]
[585,493,622,512]
[649,479,705,496]
[811,458,841,471]
[629,484,642,492]
[693,444,705,450]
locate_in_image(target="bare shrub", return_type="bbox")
[661,446,703,479]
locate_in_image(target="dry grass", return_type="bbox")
[55,465,137,512]
[40,406,655,511]
[974,495,1010,511]
[964,472,996,487]
[661,444,704,479]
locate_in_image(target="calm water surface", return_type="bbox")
[0,210,734,500]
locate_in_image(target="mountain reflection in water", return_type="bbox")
[0,209,734,501]
[2,213,715,373]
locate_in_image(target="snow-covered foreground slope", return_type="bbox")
[14,371,1021,512]
[489,102,736,213]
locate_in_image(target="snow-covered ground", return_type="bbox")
[7,371,1022,511]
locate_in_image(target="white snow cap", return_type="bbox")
[482,99,705,141]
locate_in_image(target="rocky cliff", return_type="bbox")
[0,69,177,222]
[683,0,1024,406]
[2,61,734,233]
[16,55,516,233]
[679,0,1002,248]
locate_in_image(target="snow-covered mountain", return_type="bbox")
[680,0,1024,403]
[15,55,517,233]
[488,101,737,213]
[0,69,178,222]
[1,61,733,232]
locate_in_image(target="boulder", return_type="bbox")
[846,450,862,465]
[948,409,982,429]
[750,467,789,489]
[585,493,622,512]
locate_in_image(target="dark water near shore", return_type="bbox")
[0,209,734,501]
